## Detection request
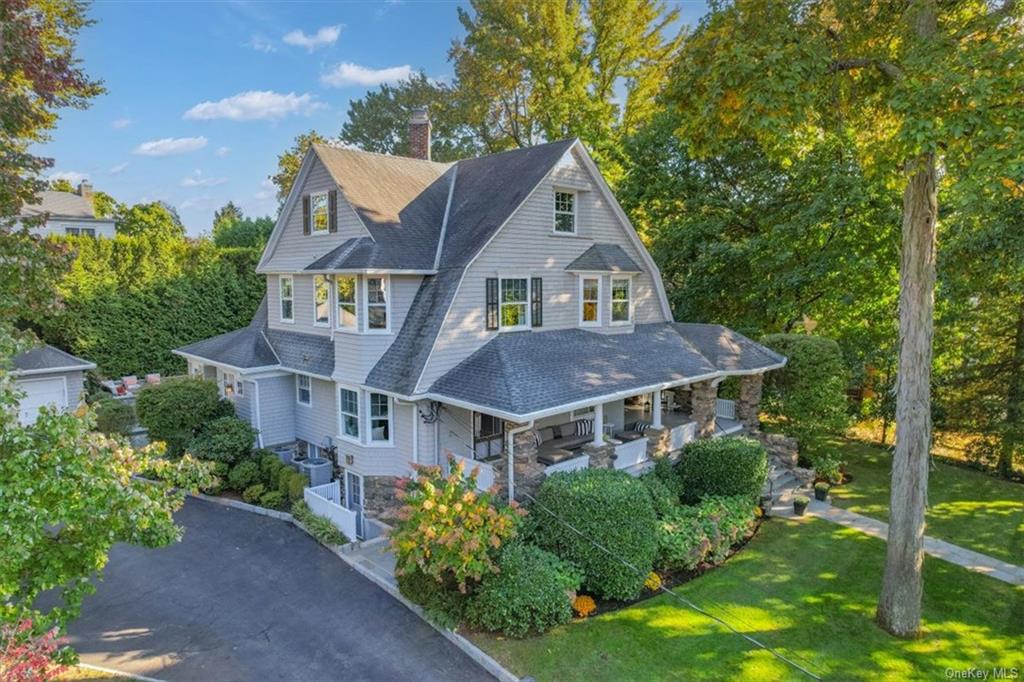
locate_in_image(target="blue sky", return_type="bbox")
[40,1,708,236]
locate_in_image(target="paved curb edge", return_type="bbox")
[76,662,165,682]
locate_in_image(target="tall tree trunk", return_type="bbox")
[999,297,1024,478]
[876,151,938,638]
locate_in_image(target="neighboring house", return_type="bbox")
[175,111,785,535]
[19,182,116,238]
[10,345,95,425]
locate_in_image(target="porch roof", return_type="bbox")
[428,322,785,419]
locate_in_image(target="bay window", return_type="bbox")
[296,374,312,406]
[336,276,357,329]
[611,276,632,324]
[339,387,360,440]
[314,275,330,326]
[279,276,294,322]
[369,392,391,444]
[580,276,600,326]
[366,276,389,331]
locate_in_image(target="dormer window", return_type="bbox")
[554,191,576,234]
[310,192,329,233]
[611,276,632,324]
[580,276,600,326]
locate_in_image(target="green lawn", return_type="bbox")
[472,518,1024,681]
[827,440,1024,565]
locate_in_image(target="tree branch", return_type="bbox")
[827,57,902,80]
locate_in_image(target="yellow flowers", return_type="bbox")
[644,572,662,592]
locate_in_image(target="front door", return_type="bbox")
[344,470,364,540]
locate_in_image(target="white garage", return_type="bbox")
[11,345,96,426]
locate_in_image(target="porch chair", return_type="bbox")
[145,373,161,385]
[121,375,139,391]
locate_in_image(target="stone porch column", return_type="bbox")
[735,373,765,430]
[691,380,718,439]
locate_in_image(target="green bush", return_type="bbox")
[656,496,756,571]
[228,460,262,491]
[467,543,582,637]
[187,416,257,465]
[259,490,285,509]
[639,471,678,517]
[651,457,685,500]
[678,437,768,503]
[809,451,843,484]
[761,334,849,446]
[203,461,229,493]
[396,566,469,630]
[135,377,223,456]
[291,501,348,546]
[242,484,265,504]
[277,467,307,502]
[94,397,135,436]
[529,468,658,601]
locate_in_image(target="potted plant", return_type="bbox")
[793,495,810,516]
[759,493,773,516]
[814,482,830,501]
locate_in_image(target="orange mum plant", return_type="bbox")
[573,595,597,618]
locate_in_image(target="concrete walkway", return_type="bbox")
[772,487,1024,586]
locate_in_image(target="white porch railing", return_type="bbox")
[544,453,590,476]
[304,481,357,541]
[614,437,649,471]
[449,452,496,491]
[716,398,737,420]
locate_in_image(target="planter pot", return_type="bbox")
[793,498,809,516]
[814,486,829,502]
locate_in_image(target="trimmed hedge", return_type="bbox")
[678,437,768,503]
[188,416,257,465]
[529,468,658,601]
[227,460,262,491]
[656,495,756,571]
[135,377,223,456]
[467,543,582,637]
[640,471,678,518]
[94,397,135,436]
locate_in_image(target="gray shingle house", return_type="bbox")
[11,345,95,425]
[19,182,116,238]
[175,113,785,533]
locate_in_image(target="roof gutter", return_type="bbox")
[171,350,281,376]
[12,363,97,377]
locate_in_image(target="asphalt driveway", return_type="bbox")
[67,498,493,682]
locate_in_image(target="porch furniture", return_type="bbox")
[533,418,594,463]
[537,447,578,466]
[145,373,161,385]
[121,375,139,392]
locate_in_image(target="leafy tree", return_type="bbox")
[115,201,185,240]
[212,201,243,233]
[667,0,1024,637]
[47,179,74,193]
[270,130,328,207]
[91,190,118,218]
[213,216,274,249]
[341,71,481,162]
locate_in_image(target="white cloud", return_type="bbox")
[321,62,412,88]
[133,136,208,156]
[109,162,129,175]
[216,146,231,157]
[183,91,321,121]
[245,34,276,53]
[49,170,89,185]
[283,24,342,51]
[111,118,132,129]
[181,169,227,188]
[254,178,275,200]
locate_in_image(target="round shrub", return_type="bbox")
[529,468,658,601]
[467,543,581,638]
[227,460,261,491]
[257,450,285,483]
[135,377,223,456]
[677,437,768,503]
[259,490,285,509]
[242,484,265,504]
[277,468,307,502]
[94,397,136,436]
[187,416,257,465]
[396,567,469,630]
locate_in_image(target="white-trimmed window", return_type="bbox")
[611,276,632,324]
[279,276,294,322]
[554,191,576,234]
[65,226,96,237]
[296,374,312,406]
[222,371,236,399]
[500,277,529,329]
[580,276,600,326]
[310,191,329,233]
[366,276,389,331]
[336,276,357,330]
[339,387,360,441]
[314,275,330,326]
[368,392,391,444]
[236,378,245,397]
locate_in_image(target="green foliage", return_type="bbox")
[466,543,581,637]
[258,451,288,487]
[93,397,134,436]
[114,201,184,240]
[651,456,685,501]
[677,437,768,503]
[639,471,678,518]
[655,496,756,571]
[395,566,469,630]
[809,452,844,485]
[276,467,307,503]
[259,490,284,509]
[227,460,262,491]
[390,458,524,592]
[135,377,222,456]
[529,468,658,601]
[188,417,256,466]
[242,484,265,504]
[270,130,328,207]
[213,215,274,249]
[291,501,349,546]
[761,334,850,446]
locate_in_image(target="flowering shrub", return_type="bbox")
[0,620,67,681]
[644,572,663,592]
[390,457,524,592]
[573,595,597,618]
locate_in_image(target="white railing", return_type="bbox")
[716,398,737,420]
[449,452,496,491]
[614,437,649,471]
[304,480,357,541]
[544,453,590,476]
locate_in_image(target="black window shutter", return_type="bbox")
[328,190,338,232]
[302,195,311,235]
[485,278,499,330]
[531,277,543,327]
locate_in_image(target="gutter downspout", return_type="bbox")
[505,421,534,503]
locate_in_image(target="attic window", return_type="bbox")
[554,191,576,234]
[311,192,329,233]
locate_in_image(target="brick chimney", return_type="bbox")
[409,107,431,161]
[77,181,93,200]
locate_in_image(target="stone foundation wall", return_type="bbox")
[362,475,401,519]
[735,374,764,430]
[691,380,718,438]
[582,442,616,469]
[750,431,799,468]
[645,426,672,460]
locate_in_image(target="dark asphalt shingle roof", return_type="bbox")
[565,243,641,273]
[428,323,784,417]
[12,345,95,374]
[264,330,334,377]
[671,323,787,372]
